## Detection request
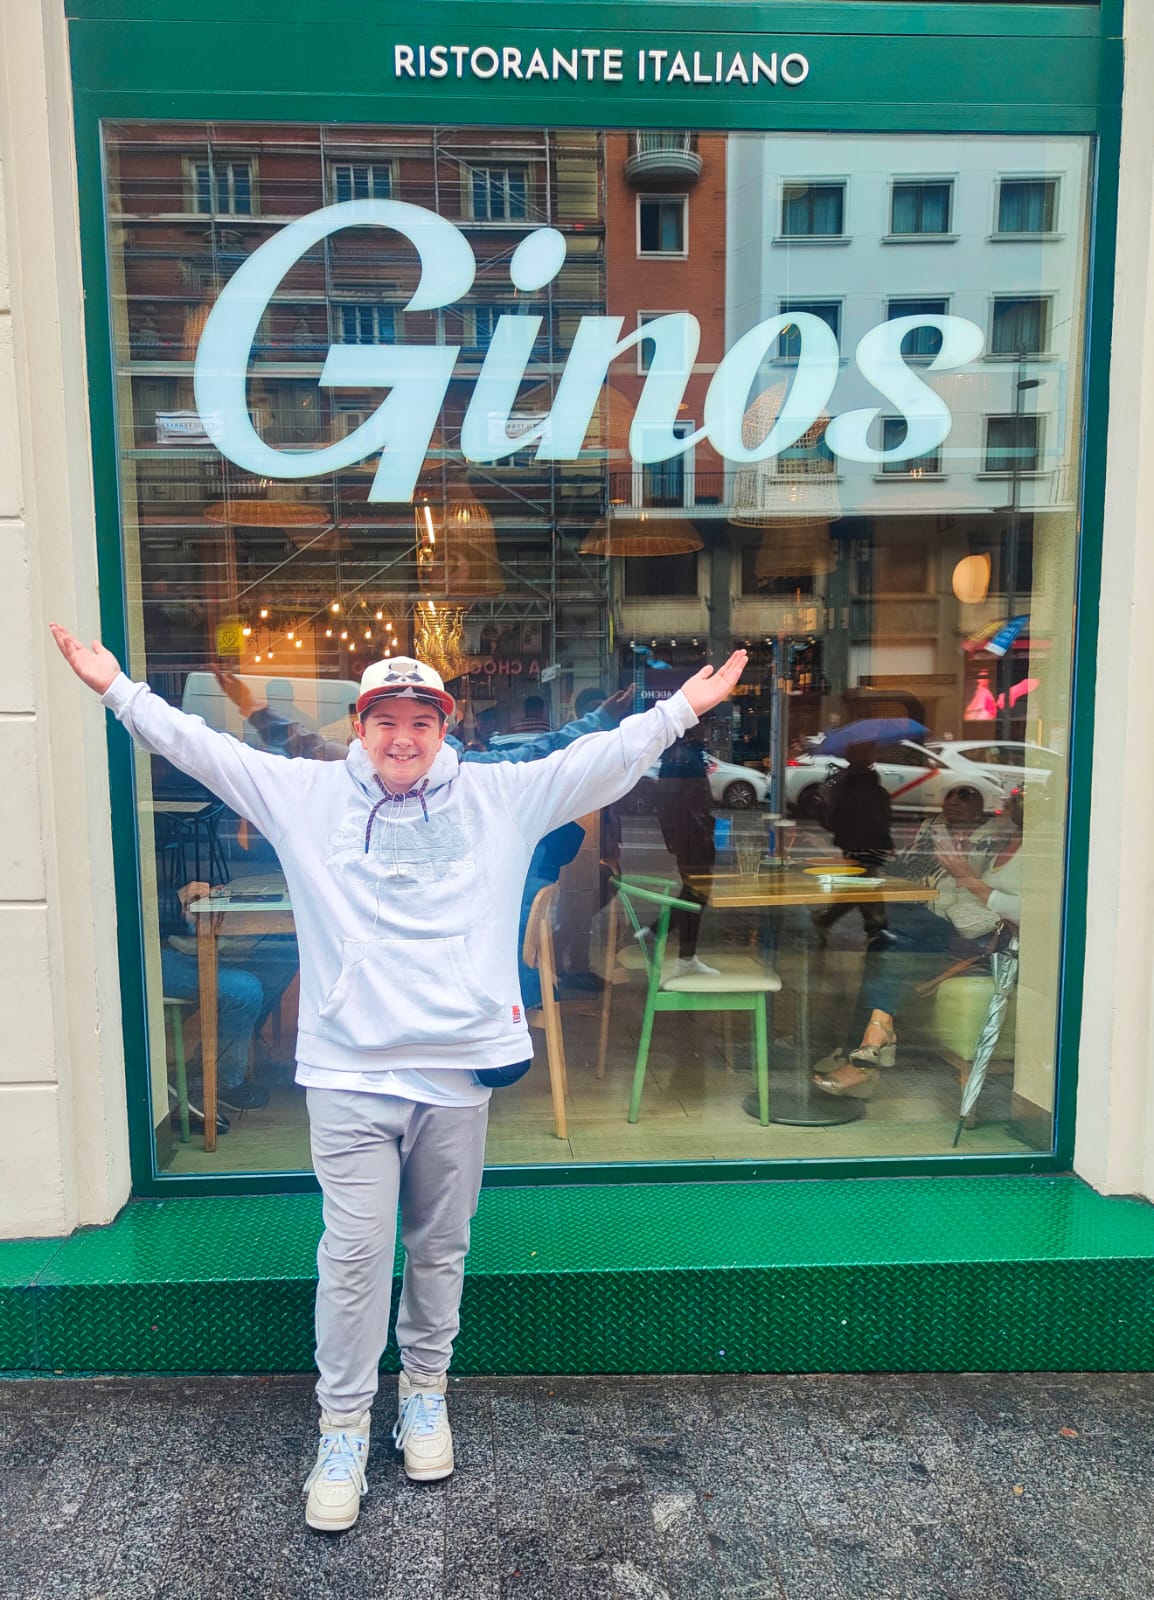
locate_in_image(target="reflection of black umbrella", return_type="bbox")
[808,717,928,758]
[953,937,1020,1147]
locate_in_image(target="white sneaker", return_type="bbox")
[393,1371,454,1482]
[674,955,720,978]
[304,1409,370,1532]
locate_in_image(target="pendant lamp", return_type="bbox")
[728,385,842,530]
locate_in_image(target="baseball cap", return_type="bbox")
[355,656,456,720]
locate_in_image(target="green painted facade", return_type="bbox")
[5,1176,1154,1373]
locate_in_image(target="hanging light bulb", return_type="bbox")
[241,626,252,638]
[254,653,263,663]
[952,553,992,605]
[340,629,348,640]
[324,627,333,638]
[375,610,383,621]
[330,601,341,615]
[364,628,372,640]
[294,639,303,650]
[259,607,269,620]
[287,629,295,640]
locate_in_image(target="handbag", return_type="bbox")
[914,920,1013,998]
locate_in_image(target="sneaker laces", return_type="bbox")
[305,1429,368,1494]
[392,1391,446,1449]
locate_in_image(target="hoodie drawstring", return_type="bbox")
[364,777,430,853]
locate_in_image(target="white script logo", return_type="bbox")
[192,199,985,503]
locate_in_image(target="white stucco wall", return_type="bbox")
[0,0,130,1238]
[1074,2,1154,1199]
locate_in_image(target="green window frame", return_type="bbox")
[62,0,1123,1196]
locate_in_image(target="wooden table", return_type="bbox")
[688,867,940,1126]
[187,878,294,1151]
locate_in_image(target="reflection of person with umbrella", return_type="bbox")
[814,790,1024,1101]
[648,734,719,978]
[812,740,893,947]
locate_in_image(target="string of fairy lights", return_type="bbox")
[236,593,403,670]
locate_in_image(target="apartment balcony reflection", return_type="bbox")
[624,131,702,184]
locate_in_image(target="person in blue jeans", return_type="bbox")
[158,876,299,1126]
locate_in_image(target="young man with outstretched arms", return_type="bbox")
[51,624,746,1530]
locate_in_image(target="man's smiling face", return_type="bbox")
[354,695,447,791]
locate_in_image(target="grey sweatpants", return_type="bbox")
[307,1087,489,1417]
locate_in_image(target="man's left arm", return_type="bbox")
[489,656,747,842]
[463,692,631,765]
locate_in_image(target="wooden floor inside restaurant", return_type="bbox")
[161,930,1032,1177]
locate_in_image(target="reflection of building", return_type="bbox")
[112,123,612,733]
[724,135,1089,745]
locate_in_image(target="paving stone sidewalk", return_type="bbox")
[0,1371,1151,1600]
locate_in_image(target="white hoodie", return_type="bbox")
[103,673,697,1077]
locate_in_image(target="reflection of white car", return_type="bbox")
[926,740,1063,793]
[637,756,770,809]
[704,757,769,809]
[786,740,1007,819]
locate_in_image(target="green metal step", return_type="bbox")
[4,1175,1154,1374]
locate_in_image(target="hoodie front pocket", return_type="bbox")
[317,936,507,1051]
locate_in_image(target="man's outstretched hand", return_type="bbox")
[680,650,749,718]
[49,624,122,695]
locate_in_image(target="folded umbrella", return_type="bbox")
[953,936,1020,1147]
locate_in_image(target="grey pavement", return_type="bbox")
[1,1371,1152,1600]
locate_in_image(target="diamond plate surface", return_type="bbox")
[0,1238,66,1369]
[4,1178,1154,1374]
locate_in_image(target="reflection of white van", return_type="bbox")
[181,672,360,749]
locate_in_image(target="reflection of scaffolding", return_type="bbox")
[115,120,614,683]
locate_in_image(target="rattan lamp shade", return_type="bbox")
[580,518,703,558]
[204,499,331,527]
[728,386,842,529]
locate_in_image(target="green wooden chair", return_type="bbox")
[611,876,781,1126]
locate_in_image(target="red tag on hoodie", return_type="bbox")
[512,1005,521,1023]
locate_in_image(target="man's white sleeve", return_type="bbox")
[487,690,699,842]
[102,673,304,842]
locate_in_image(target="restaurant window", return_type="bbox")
[781,181,845,237]
[470,164,528,221]
[890,179,953,235]
[330,162,393,202]
[637,196,686,255]
[622,552,699,596]
[337,304,396,344]
[881,419,943,475]
[188,158,254,215]
[991,295,1050,356]
[886,297,947,359]
[777,301,840,360]
[985,414,1043,473]
[101,122,1090,1180]
[996,178,1058,235]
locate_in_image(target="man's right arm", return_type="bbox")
[102,674,301,840]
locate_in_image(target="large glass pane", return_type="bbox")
[102,123,1090,1177]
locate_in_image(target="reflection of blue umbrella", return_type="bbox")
[808,716,928,758]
